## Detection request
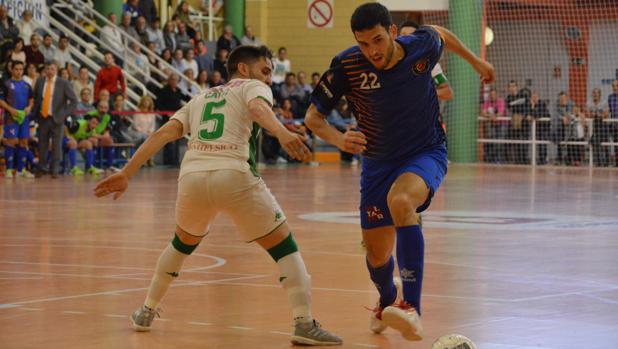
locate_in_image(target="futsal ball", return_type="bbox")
[431,334,477,349]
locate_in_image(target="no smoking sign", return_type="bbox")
[307,0,334,29]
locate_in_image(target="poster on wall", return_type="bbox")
[0,0,49,28]
[307,0,334,29]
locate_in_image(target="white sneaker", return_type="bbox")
[381,301,423,341]
[368,277,403,334]
[106,166,121,173]
[5,169,14,179]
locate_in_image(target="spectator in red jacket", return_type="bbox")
[94,52,126,101]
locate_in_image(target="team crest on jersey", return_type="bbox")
[412,59,430,75]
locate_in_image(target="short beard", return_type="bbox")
[381,40,395,70]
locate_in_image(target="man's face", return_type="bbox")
[109,13,116,24]
[559,94,568,105]
[0,6,6,19]
[312,74,319,85]
[508,83,518,95]
[114,96,124,109]
[353,24,397,70]
[531,93,539,103]
[99,90,110,100]
[285,74,296,86]
[88,117,99,130]
[613,80,618,93]
[44,36,52,47]
[59,38,68,49]
[81,90,91,103]
[174,50,183,60]
[400,26,416,36]
[137,17,146,28]
[105,54,115,66]
[490,90,497,101]
[168,75,178,88]
[592,88,601,101]
[248,57,273,86]
[11,64,24,80]
[122,14,131,26]
[30,35,40,48]
[298,72,306,84]
[46,64,57,78]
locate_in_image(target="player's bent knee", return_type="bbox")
[172,226,203,254]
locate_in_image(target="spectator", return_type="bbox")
[183,48,199,78]
[8,38,26,64]
[75,87,95,118]
[155,73,189,166]
[161,48,173,64]
[272,47,291,85]
[178,68,199,97]
[134,16,149,45]
[563,105,587,166]
[481,88,506,163]
[65,104,111,175]
[133,95,156,153]
[73,66,93,103]
[0,5,19,53]
[216,24,241,53]
[123,0,143,26]
[146,17,165,54]
[551,91,574,165]
[59,67,70,81]
[138,0,158,24]
[53,36,72,72]
[328,99,357,163]
[200,0,223,16]
[94,52,126,101]
[175,22,192,52]
[39,34,56,63]
[126,41,150,83]
[175,1,197,38]
[146,42,165,83]
[195,41,213,74]
[209,70,224,87]
[16,10,36,44]
[527,91,551,165]
[23,62,39,87]
[162,21,177,53]
[310,72,320,91]
[120,12,138,43]
[278,98,311,162]
[586,88,609,166]
[24,34,44,68]
[213,48,228,81]
[191,30,205,49]
[196,69,209,90]
[241,25,262,46]
[297,71,312,95]
[171,48,186,73]
[505,80,529,163]
[280,72,307,115]
[101,13,125,59]
[609,80,618,166]
[97,88,111,109]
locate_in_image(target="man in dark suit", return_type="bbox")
[32,61,78,177]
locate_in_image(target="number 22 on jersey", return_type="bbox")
[199,99,226,141]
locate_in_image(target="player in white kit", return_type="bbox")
[94,46,342,346]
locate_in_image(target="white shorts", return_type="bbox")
[175,170,287,242]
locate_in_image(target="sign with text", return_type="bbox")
[0,0,49,29]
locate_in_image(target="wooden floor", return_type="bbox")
[1,164,617,349]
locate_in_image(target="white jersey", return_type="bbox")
[172,78,273,179]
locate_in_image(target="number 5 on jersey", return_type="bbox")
[199,100,226,141]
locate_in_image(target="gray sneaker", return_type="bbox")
[130,305,160,332]
[291,320,343,346]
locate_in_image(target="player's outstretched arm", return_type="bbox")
[305,104,366,154]
[248,97,311,162]
[93,119,184,200]
[430,25,496,84]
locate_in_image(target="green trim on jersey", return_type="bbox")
[248,122,261,178]
[256,95,273,107]
[433,73,448,87]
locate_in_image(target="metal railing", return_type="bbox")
[477,116,618,168]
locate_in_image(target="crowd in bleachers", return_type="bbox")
[481,79,618,167]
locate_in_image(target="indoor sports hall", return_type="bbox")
[1,1,617,348]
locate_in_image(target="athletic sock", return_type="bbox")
[366,255,397,308]
[16,146,26,172]
[143,234,197,309]
[85,149,94,169]
[396,225,424,314]
[4,145,14,170]
[68,148,77,169]
[267,233,313,324]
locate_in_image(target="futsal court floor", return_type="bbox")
[1,164,617,349]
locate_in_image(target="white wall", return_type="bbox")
[587,20,618,102]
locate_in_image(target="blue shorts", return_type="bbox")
[3,116,30,139]
[359,145,447,229]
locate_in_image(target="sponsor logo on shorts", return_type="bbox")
[275,211,283,222]
[365,206,384,222]
[189,141,239,152]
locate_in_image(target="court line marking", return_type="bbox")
[104,314,126,318]
[188,321,212,326]
[353,344,378,348]
[269,330,289,336]
[0,274,266,307]
[63,310,86,315]
[228,326,253,330]
[450,316,517,330]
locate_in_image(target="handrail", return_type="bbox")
[49,5,162,93]
[37,8,151,104]
[187,0,224,41]
[54,0,201,92]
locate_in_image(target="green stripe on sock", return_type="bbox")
[171,234,199,255]
[267,233,298,262]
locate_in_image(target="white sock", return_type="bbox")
[278,251,313,323]
[144,243,189,309]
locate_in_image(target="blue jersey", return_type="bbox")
[1,79,32,112]
[310,26,446,161]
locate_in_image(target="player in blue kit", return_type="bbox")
[305,3,495,341]
[1,61,34,178]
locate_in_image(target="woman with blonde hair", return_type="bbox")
[133,95,157,166]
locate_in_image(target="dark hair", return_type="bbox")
[311,72,320,78]
[399,20,419,31]
[11,60,24,67]
[285,72,296,79]
[227,45,272,77]
[351,2,392,32]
